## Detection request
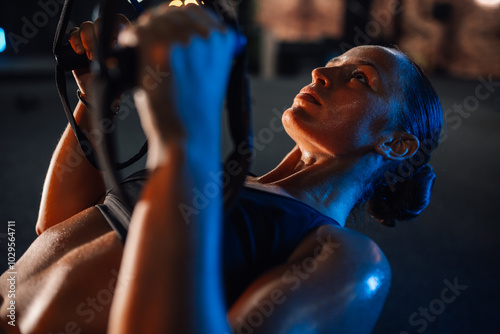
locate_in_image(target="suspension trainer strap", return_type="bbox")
[55,64,101,168]
[54,0,147,171]
[203,0,253,212]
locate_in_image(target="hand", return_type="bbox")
[69,14,131,97]
[118,4,238,153]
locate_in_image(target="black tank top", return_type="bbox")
[96,170,340,306]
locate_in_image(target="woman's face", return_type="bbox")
[283,45,408,158]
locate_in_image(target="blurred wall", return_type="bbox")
[254,0,500,78]
[397,0,500,78]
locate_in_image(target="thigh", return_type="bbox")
[15,206,116,277]
[0,207,124,333]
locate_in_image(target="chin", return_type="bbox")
[282,107,300,136]
[282,107,314,145]
[283,105,309,125]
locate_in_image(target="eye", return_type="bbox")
[352,72,368,84]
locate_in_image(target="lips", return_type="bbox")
[297,88,321,105]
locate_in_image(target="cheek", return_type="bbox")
[282,97,391,154]
[322,102,389,150]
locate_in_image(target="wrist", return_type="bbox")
[146,133,187,170]
[77,90,120,117]
[146,133,219,175]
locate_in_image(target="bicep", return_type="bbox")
[227,224,391,334]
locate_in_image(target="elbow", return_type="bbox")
[35,217,47,236]
[35,210,56,235]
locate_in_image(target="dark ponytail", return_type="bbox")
[366,51,443,226]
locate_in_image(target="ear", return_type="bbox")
[375,132,420,161]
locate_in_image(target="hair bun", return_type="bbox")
[367,164,436,226]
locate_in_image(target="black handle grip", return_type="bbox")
[55,42,138,90]
[54,43,91,71]
[106,46,138,91]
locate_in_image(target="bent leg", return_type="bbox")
[0,207,123,333]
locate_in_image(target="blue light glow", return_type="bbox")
[367,275,380,293]
[0,28,6,53]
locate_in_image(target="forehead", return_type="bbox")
[333,46,406,71]
[330,46,409,91]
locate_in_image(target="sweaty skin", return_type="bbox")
[0,5,420,333]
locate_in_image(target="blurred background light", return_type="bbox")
[0,1,499,334]
[475,0,500,7]
[169,0,199,6]
[0,28,6,53]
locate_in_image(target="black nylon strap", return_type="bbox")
[54,0,148,172]
[53,0,72,55]
[203,0,253,213]
[55,63,149,171]
[54,0,251,223]
[55,64,101,169]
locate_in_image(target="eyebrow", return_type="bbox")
[327,57,381,77]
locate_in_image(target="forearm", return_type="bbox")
[107,6,236,331]
[36,101,106,234]
[108,143,229,334]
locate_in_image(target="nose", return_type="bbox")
[312,67,331,87]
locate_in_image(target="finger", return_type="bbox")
[119,8,156,47]
[163,3,225,31]
[69,27,85,54]
[172,8,214,39]
[113,14,131,38]
[79,21,97,60]
[117,25,136,48]
[93,17,101,39]
[152,6,223,43]
[91,16,129,38]
[184,4,226,32]
[151,11,199,44]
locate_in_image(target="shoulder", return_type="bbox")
[228,223,392,333]
[291,223,391,271]
[288,223,392,300]
[291,224,392,332]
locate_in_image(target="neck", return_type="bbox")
[251,146,380,226]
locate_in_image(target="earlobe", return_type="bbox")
[376,132,420,161]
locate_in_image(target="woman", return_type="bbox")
[0,4,442,333]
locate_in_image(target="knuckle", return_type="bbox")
[116,13,131,26]
[80,21,94,30]
[184,3,200,9]
[69,27,80,35]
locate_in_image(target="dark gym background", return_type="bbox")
[1,0,499,333]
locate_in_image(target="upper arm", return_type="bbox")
[227,224,391,334]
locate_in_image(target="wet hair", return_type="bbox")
[365,51,444,226]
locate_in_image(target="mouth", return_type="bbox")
[296,88,321,106]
